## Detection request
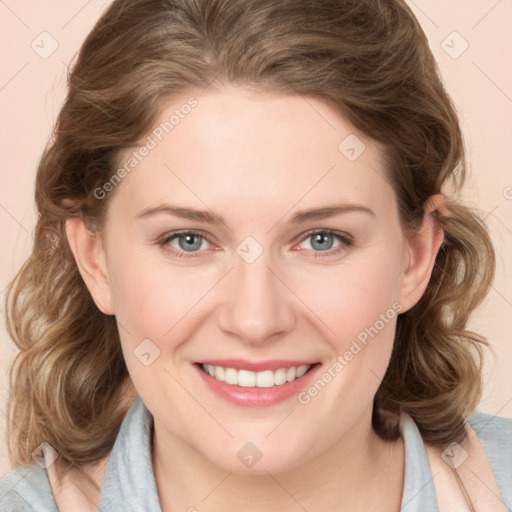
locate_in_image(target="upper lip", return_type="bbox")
[196,359,318,372]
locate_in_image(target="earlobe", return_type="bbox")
[65,217,114,315]
[398,194,447,312]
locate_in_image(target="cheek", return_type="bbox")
[106,258,202,396]
[290,241,405,412]
[292,255,403,434]
[105,250,223,393]
[295,247,404,349]
[107,249,206,336]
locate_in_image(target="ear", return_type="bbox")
[398,194,447,313]
[65,217,114,315]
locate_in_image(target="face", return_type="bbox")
[89,86,421,473]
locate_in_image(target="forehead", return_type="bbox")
[112,86,394,221]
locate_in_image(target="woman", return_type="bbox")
[1,0,510,510]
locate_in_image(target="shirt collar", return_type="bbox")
[399,413,439,511]
[98,396,162,511]
[98,397,438,511]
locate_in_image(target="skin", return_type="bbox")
[66,85,445,511]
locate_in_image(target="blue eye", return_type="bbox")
[157,231,209,257]
[305,232,338,251]
[174,232,205,252]
[297,230,353,258]
[156,229,353,259]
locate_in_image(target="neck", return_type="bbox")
[152,407,404,512]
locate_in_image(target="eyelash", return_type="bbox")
[156,229,354,260]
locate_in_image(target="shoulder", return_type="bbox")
[467,412,512,505]
[468,412,512,460]
[468,411,512,436]
[0,464,58,512]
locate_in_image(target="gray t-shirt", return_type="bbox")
[1,397,511,511]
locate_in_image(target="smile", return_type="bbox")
[201,363,311,388]
[194,359,320,407]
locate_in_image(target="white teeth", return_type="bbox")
[296,365,309,378]
[274,368,287,385]
[238,370,256,387]
[202,364,312,388]
[214,366,225,381]
[224,367,238,385]
[256,370,274,388]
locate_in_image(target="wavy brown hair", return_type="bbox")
[5,0,495,469]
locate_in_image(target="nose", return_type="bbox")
[217,248,296,346]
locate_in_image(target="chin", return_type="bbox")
[201,437,311,476]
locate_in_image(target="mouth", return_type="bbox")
[193,359,320,407]
[199,362,313,387]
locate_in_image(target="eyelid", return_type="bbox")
[295,228,353,246]
[156,229,215,250]
[156,228,353,259]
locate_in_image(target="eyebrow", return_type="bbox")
[135,203,375,225]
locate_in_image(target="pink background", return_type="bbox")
[1,0,511,475]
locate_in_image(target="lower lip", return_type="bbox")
[194,363,320,407]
